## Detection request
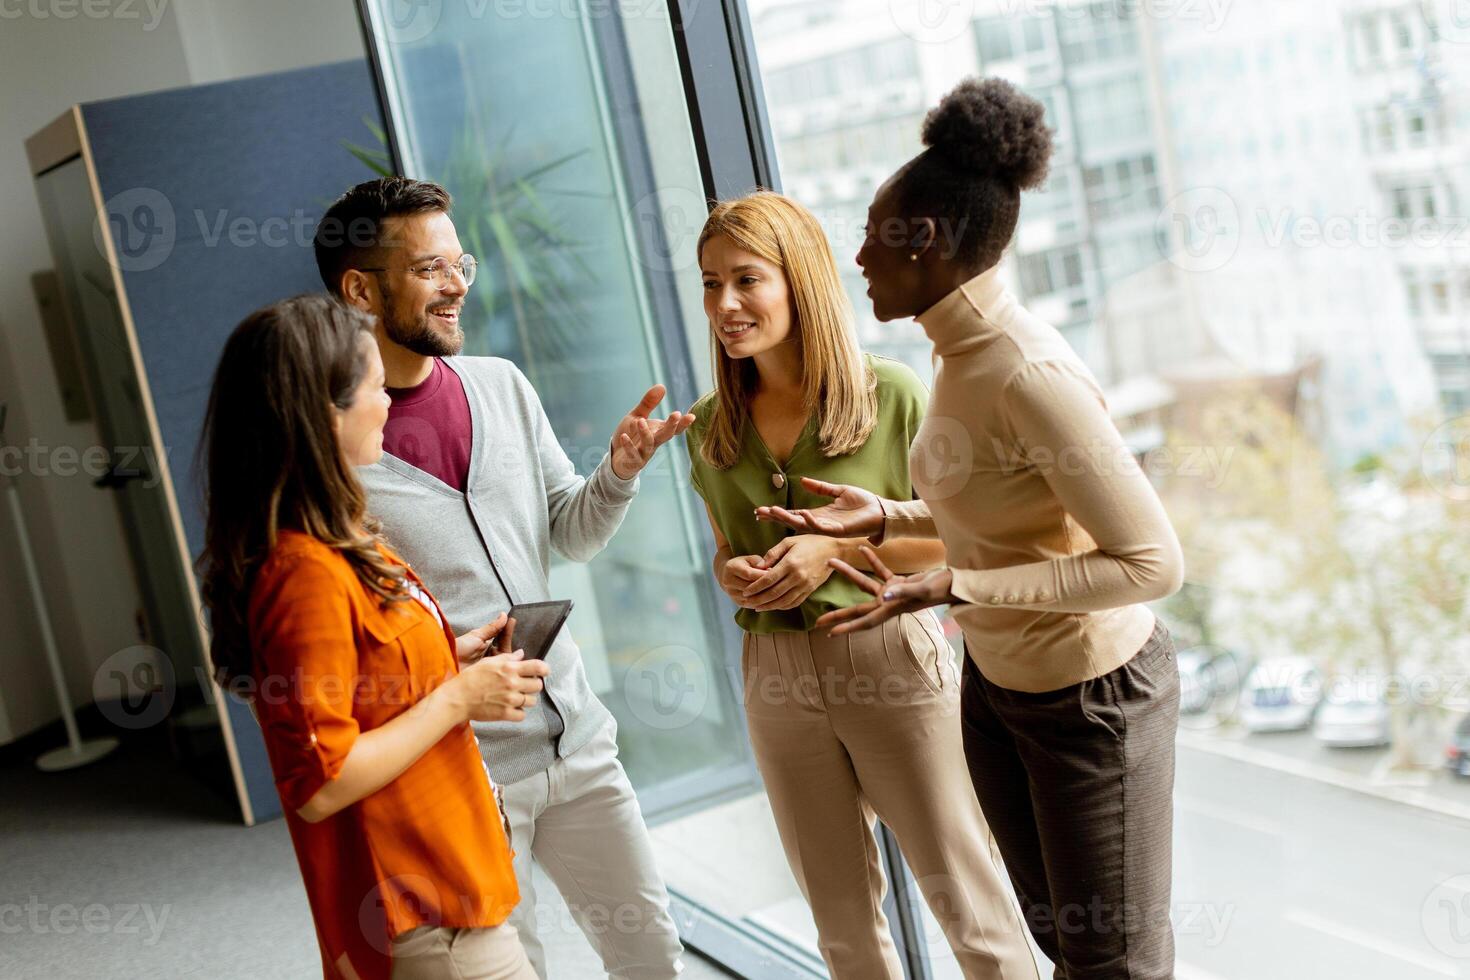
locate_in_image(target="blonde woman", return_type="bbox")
[684,192,1037,980]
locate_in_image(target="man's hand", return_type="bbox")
[739,536,838,612]
[610,384,696,480]
[814,545,956,636]
[754,477,886,538]
[455,612,513,665]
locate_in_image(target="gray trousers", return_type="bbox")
[961,618,1180,980]
[500,720,684,980]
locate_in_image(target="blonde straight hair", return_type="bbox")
[697,191,877,470]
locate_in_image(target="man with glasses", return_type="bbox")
[313,177,691,979]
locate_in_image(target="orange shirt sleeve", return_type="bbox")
[248,553,363,813]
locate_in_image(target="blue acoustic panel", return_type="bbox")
[83,59,387,823]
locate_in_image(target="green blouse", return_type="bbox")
[685,354,930,635]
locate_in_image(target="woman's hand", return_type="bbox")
[815,545,957,636]
[739,535,839,611]
[717,554,768,608]
[455,612,512,665]
[450,651,550,724]
[754,477,886,538]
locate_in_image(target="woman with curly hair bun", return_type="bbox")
[758,78,1186,979]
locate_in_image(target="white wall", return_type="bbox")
[170,0,367,85]
[0,0,366,743]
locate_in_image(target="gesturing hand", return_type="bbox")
[739,536,837,612]
[610,384,696,480]
[815,544,956,636]
[754,477,885,538]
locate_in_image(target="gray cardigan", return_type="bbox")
[358,355,639,784]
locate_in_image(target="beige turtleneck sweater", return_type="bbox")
[880,267,1184,693]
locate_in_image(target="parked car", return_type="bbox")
[1241,657,1323,732]
[1177,649,1214,715]
[1177,647,1248,716]
[1313,691,1391,748]
[1447,714,1470,777]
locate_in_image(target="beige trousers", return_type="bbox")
[742,611,1039,980]
[389,922,537,980]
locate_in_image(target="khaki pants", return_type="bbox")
[390,923,537,980]
[742,611,1039,980]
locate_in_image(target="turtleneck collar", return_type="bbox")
[914,265,1009,356]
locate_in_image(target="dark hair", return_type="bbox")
[894,77,1052,270]
[195,294,408,687]
[313,177,453,295]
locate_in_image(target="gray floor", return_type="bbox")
[0,737,736,979]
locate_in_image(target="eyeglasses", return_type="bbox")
[359,254,478,291]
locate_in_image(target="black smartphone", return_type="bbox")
[504,600,574,661]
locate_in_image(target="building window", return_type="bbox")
[1402,268,1423,317]
[1020,244,1086,296]
[1391,10,1413,51]
[1359,16,1383,62]
[1073,72,1152,148]
[1056,2,1139,64]
[976,18,1014,63]
[1082,153,1162,221]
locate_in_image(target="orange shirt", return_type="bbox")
[247,530,519,980]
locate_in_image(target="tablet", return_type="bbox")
[506,600,574,662]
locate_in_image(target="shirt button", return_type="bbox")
[772,473,786,489]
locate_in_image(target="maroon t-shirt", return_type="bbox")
[383,358,473,492]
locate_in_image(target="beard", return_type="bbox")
[382,293,465,357]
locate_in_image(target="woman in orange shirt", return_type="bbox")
[197,294,549,980]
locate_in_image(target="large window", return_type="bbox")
[359,2,843,975]
[743,0,1470,978]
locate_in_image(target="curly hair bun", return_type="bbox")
[921,77,1053,191]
